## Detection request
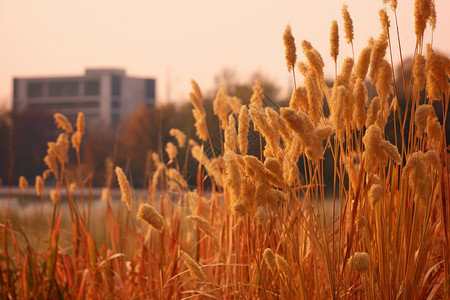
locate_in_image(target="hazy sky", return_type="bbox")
[1,0,449,108]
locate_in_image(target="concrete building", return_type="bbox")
[13,68,156,127]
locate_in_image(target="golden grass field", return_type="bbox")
[1,1,450,299]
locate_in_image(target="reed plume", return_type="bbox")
[169,128,186,148]
[54,113,73,133]
[115,166,132,211]
[283,24,297,72]
[330,20,339,63]
[137,203,165,232]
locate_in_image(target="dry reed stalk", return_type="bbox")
[19,176,28,191]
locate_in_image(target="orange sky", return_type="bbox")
[1,0,449,109]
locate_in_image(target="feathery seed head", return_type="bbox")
[290,86,309,112]
[342,4,354,44]
[414,0,431,44]
[330,20,339,63]
[54,113,73,133]
[348,252,370,272]
[238,105,250,155]
[19,176,28,191]
[50,189,60,205]
[249,79,264,109]
[275,254,291,275]
[379,9,390,34]
[283,24,297,72]
[415,104,433,136]
[213,85,230,129]
[413,54,426,91]
[165,142,178,161]
[137,203,165,232]
[76,112,85,135]
[182,252,207,282]
[369,33,389,84]
[115,167,132,211]
[263,248,276,271]
[224,114,238,153]
[187,215,212,237]
[35,175,44,196]
[353,78,368,130]
[169,128,186,148]
[369,183,383,207]
[354,42,373,80]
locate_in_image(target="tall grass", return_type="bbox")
[1,1,449,298]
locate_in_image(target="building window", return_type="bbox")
[48,81,79,97]
[27,82,44,98]
[85,80,100,96]
[145,79,155,99]
[111,113,121,127]
[111,75,121,96]
[112,100,120,108]
[28,101,100,109]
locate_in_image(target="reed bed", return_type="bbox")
[1,1,449,299]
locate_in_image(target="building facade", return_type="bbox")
[13,68,155,127]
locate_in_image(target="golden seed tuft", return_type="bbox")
[54,113,73,133]
[263,248,276,271]
[182,252,207,282]
[283,25,297,72]
[137,203,165,232]
[115,167,132,211]
[348,252,370,272]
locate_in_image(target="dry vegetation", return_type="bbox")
[1,0,450,299]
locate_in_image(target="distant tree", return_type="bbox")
[0,109,55,185]
[117,103,192,187]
